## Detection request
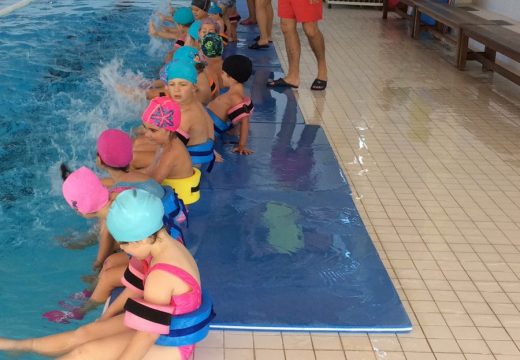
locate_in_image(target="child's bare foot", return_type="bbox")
[0,338,20,351]
[214,150,224,163]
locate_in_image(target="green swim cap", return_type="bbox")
[201,32,223,58]
[174,7,195,26]
[106,189,164,243]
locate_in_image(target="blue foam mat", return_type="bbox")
[187,12,412,332]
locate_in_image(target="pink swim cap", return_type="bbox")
[142,96,181,133]
[62,166,110,214]
[97,129,133,168]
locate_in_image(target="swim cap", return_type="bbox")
[97,129,133,168]
[106,189,164,242]
[166,60,198,84]
[201,32,223,58]
[173,45,201,64]
[208,2,222,15]
[142,96,181,132]
[188,20,201,41]
[222,55,253,83]
[62,167,109,214]
[191,0,210,11]
[174,7,195,26]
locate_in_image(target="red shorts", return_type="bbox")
[278,0,323,23]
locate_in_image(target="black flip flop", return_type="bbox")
[266,78,299,89]
[248,41,269,50]
[310,78,327,91]
[254,35,273,43]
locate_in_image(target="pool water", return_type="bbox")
[0,1,172,358]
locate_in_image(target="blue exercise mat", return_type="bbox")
[187,12,411,332]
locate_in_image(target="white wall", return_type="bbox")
[473,0,520,21]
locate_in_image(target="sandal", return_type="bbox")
[310,78,327,91]
[254,35,273,43]
[266,78,299,89]
[248,41,269,50]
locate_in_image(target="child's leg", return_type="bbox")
[57,332,184,360]
[0,314,127,357]
[90,263,127,303]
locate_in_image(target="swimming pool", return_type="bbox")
[0,1,170,358]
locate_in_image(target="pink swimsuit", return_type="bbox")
[141,259,202,360]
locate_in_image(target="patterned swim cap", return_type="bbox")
[201,32,224,58]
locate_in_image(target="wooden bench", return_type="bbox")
[412,1,500,65]
[458,24,520,84]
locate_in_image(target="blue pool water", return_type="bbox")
[0,1,173,358]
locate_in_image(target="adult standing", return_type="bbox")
[248,0,273,49]
[266,0,327,90]
[240,0,257,25]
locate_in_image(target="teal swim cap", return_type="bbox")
[208,2,222,15]
[106,189,164,243]
[188,21,201,41]
[201,32,223,58]
[166,59,198,84]
[174,7,195,26]
[173,45,201,64]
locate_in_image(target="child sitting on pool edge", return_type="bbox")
[206,54,254,155]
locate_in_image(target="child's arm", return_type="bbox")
[149,20,180,40]
[116,271,172,359]
[232,117,253,155]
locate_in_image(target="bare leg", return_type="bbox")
[280,17,300,86]
[303,21,327,81]
[244,0,256,22]
[0,314,127,357]
[255,0,271,45]
[57,332,183,360]
[266,0,273,40]
[90,264,126,303]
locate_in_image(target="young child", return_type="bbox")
[218,0,240,42]
[166,60,217,171]
[201,32,224,91]
[208,2,227,45]
[207,55,254,155]
[96,129,187,236]
[171,45,213,105]
[0,189,211,360]
[138,95,202,205]
[149,6,194,43]
[191,0,211,20]
[151,6,195,65]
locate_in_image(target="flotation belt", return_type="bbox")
[162,168,201,205]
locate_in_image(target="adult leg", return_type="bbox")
[253,0,270,46]
[0,314,127,357]
[266,0,273,41]
[302,21,328,88]
[240,0,257,24]
[280,17,300,87]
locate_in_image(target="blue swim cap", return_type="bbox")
[173,45,201,64]
[107,189,164,243]
[174,7,195,26]
[166,60,198,84]
[208,2,222,15]
[188,21,201,41]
